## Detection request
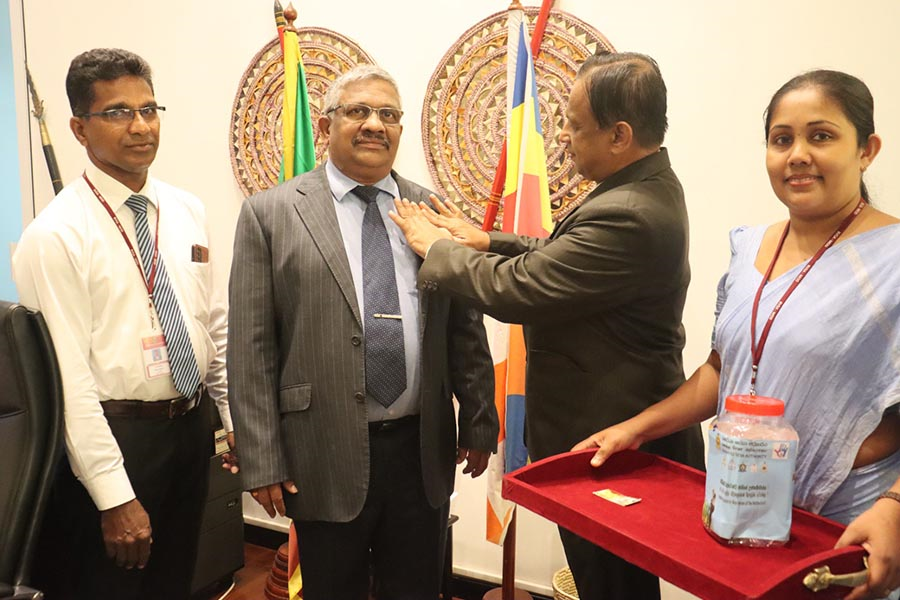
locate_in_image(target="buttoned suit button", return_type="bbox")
[351,335,361,346]
[354,391,365,402]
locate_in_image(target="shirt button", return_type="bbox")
[351,335,361,346]
[354,391,365,402]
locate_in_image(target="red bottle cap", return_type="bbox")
[724,394,785,416]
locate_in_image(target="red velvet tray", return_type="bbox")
[502,449,866,600]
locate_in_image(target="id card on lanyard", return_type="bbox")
[84,173,173,380]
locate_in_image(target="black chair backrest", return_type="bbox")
[0,301,64,587]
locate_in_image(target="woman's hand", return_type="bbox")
[572,424,644,468]
[835,496,900,599]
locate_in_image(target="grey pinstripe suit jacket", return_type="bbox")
[227,165,498,522]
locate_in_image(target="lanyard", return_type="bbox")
[749,198,866,395]
[83,173,161,326]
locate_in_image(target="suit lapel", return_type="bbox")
[292,167,362,327]
[395,173,429,342]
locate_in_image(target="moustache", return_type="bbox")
[353,134,390,149]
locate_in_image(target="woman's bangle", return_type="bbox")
[876,491,900,505]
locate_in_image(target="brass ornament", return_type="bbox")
[229,28,375,197]
[422,7,615,229]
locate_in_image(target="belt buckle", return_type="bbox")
[173,385,203,418]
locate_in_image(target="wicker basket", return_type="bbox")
[552,567,579,600]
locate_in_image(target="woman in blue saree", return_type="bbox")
[575,70,900,600]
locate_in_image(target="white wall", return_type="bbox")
[18,1,900,597]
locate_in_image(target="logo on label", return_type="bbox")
[771,442,791,460]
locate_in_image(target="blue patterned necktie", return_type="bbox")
[125,194,201,398]
[355,185,407,407]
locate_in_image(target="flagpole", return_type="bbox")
[274,0,287,51]
[483,509,532,600]
[483,3,555,599]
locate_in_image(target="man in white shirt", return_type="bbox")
[12,48,233,600]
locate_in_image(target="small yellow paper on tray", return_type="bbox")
[593,488,641,507]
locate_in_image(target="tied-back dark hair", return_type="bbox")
[66,48,154,116]
[764,69,875,202]
[576,51,668,148]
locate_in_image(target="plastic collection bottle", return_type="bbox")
[703,395,800,547]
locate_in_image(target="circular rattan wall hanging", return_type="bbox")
[423,8,614,229]
[229,27,375,197]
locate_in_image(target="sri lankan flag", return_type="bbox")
[279,26,315,182]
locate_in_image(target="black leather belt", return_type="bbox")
[101,386,203,419]
[368,414,419,433]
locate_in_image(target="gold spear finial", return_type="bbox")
[25,65,45,121]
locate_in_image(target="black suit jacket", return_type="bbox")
[420,149,704,466]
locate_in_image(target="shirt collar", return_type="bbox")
[324,160,399,203]
[84,163,157,211]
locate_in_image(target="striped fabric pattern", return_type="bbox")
[126,194,200,397]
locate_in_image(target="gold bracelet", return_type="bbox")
[877,491,900,505]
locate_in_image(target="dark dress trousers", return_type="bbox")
[420,149,704,600]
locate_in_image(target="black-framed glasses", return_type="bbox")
[78,105,166,124]
[326,103,403,125]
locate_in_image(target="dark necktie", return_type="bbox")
[355,185,407,407]
[125,194,201,398]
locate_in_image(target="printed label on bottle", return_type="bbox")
[703,427,798,543]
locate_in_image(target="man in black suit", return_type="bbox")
[391,52,704,600]
[228,65,498,600]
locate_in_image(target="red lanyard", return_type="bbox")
[83,173,160,321]
[749,198,866,395]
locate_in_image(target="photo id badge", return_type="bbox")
[141,331,171,379]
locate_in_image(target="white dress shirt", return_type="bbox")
[12,164,230,511]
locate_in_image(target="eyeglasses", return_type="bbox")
[78,105,166,124]
[326,103,403,125]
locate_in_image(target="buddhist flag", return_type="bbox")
[501,14,552,237]
[279,27,315,182]
[485,8,552,546]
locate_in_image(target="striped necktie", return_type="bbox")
[125,194,201,398]
[355,185,407,407]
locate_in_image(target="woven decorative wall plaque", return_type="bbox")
[229,27,375,197]
[423,7,614,228]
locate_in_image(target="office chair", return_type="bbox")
[0,301,64,600]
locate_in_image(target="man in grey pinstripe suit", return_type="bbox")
[228,66,498,600]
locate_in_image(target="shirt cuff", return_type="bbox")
[217,401,234,432]
[81,466,136,511]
